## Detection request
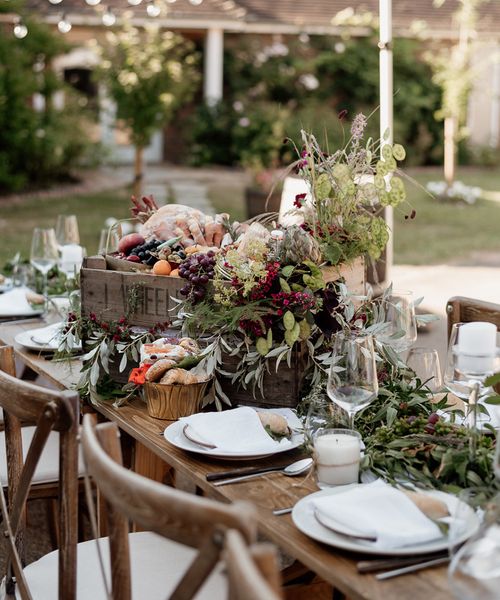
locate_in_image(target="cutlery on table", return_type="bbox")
[375,556,449,580]
[210,458,313,487]
[273,507,294,516]
[357,552,448,574]
[0,316,43,325]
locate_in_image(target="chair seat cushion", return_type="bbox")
[20,531,227,600]
[0,426,84,485]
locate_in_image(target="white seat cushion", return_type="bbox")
[19,531,227,600]
[0,426,84,485]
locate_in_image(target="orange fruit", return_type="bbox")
[169,268,180,277]
[152,260,171,276]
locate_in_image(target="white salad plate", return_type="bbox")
[164,419,304,460]
[292,484,480,557]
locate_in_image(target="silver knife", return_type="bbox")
[375,556,449,580]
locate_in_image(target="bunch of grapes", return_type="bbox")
[179,252,216,303]
[128,240,163,266]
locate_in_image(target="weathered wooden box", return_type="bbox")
[80,256,184,328]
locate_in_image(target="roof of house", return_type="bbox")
[23,0,500,37]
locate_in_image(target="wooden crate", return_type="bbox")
[220,346,308,409]
[80,256,184,328]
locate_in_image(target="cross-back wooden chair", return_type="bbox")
[447,296,500,340]
[0,345,79,600]
[224,529,283,600]
[23,414,259,599]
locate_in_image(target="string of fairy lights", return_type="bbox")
[12,0,205,38]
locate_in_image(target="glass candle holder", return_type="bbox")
[314,428,361,488]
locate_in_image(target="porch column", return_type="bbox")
[204,28,224,105]
[379,0,393,283]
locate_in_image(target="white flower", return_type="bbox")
[238,117,250,127]
[233,101,244,112]
[299,73,319,90]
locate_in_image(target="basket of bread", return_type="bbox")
[129,336,211,420]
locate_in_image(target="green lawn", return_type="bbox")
[1,166,500,268]
[394,167,500,265]
[0,189,132,266]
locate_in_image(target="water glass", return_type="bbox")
[326,332,378,429]
[407,347,443,392]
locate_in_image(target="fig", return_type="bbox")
[126,255,141,263]
[118,233,145,255]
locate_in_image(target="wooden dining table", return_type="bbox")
[0,319,456,600]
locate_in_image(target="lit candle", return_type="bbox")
[60,244,83,278]
[314,429,361,487]
[457,322,497,375]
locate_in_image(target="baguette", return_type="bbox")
[145,358,176,382]
[257,412,290,437]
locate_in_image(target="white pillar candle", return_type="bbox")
[60,244,83,277]
[457,322,497,375]
[314,431,361,487]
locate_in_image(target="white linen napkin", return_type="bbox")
[179,406,291,453]
[31,323,64,347]
[0,287,40,316]
[312,480,444,549]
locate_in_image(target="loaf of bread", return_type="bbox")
[402,490,449,520]
[257,412,290,437]
[145,358,176,382]
[160,368,198,385]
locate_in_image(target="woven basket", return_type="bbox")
[144,379,211,420]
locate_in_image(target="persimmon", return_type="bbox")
[152,259,172,276]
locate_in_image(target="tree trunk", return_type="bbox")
[444,117,456,187]
[133,145,144,198]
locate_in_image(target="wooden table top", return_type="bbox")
[0,320,455,600]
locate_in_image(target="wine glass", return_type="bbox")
[326,332,378,429]
[379,290,417,354]
[30,228,59,307]
[407,347,443,392]
[98,227,120,255]
[448,492,500,600]
[55,215,80,247]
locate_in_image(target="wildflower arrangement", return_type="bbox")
[291,114,411,266]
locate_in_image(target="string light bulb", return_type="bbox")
[57,14,72,33]
[102,7,116,26]
[146,2,161,16]
[85,0,101,5]
[189,0,203,4]
[48,0,63,4]
[127,0,142,5]
[13,22,28,39]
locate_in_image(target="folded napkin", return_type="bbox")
[312,480,444,549]
[0,287,40,317]
[179,407,291,453]
[31,323,63,347]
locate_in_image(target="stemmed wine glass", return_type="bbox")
[55,215,80,247]
[326,332,379,429]
[379,290,417,355]
[30,228,59,309]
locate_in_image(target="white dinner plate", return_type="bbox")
[15,324,81,353]
[0,278,13,293]
[292,485,480,557]
[164,419,304,460]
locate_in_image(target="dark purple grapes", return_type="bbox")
[178,252,216,303]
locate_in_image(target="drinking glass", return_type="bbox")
[55,215,80,247]
[379,290,417,354]
[449,493,500,600]
[30,228,59,306]
[407,347,443,392]
[98,227,120,255]
[326,332,378,429]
